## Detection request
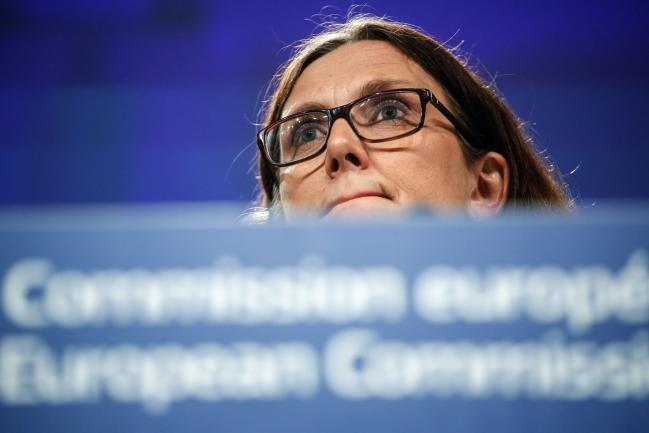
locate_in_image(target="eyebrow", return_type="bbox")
[282,77,416,118]
[359,78,414,98]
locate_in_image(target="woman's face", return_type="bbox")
[277,40,477,220]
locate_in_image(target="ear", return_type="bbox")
[467,151,509,218]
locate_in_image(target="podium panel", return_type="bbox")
[1,205,648,433]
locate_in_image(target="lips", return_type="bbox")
[324,191,390,217]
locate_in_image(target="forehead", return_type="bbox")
[283,40,443,115]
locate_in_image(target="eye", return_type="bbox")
[291,121,326,147]
[356,96,413,126]
[379,105,401,120]
[299,127,318,142]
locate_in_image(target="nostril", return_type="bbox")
[331,159,339,172]
[345,153,360,166]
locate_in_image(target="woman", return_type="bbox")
[254,14,572,220]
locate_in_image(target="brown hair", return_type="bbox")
[256,14,572,212]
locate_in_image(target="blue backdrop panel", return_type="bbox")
[1,0,648,205]
[0,205,648,432]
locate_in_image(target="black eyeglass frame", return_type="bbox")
[257,88,482,168]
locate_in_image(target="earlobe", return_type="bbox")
[467,151,509,218]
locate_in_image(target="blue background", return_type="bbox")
[1,0,648,206]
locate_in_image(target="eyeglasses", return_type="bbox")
[257,88,480,167]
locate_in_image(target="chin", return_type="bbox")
[324,196,401,220]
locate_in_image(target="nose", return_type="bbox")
[325,117,370,178]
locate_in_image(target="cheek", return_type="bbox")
[380,136,471,206]
[278,164,326,208]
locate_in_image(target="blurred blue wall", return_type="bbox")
[1,0,648,206]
